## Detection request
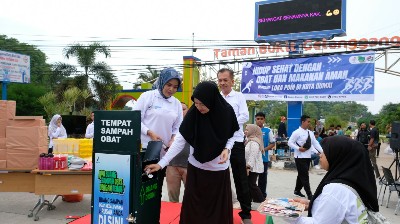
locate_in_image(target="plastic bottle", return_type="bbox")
[47,153,54,170]
[43,154,49,170]
[54,154,60,170]
[60,154,67,170]
[39,153,46,170]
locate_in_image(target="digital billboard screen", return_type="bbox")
[255,0,346,42]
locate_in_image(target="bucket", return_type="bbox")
[62,194,84,202]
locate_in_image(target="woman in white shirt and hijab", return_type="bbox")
[132,67,183,221]
[244,124,265,203]
[145,81,239,224]
[133,68,183,152]
[295,136,379,224]
[48,114,67,153]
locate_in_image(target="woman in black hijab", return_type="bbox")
[145,81,239,224]
[295,135,379,224]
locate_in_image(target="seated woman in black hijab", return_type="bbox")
[295,135,379,224]
[145,81,239,224]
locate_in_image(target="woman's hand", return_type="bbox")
[147,130,162,141]
[167,137,175,148]
[218,148,229,164]
[144,164,161,174]
[293,198,310,211]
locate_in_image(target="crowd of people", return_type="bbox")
[50,66,389,223]
[142,67,389,223]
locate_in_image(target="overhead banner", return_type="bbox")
[0,50,30,83]
[241,52,375,101]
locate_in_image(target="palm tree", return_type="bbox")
[63,42,111,77]
[38,92,68,121]
[62,42,119,109]
[80,89,92,109]
[50,62,77,89]
[135,66,160,89]
[91,67,120,109]
[63,87,81,114]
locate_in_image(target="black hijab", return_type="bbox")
[179,81,239,163]
[308,135,378,217]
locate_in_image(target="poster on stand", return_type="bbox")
[0,50,30,83]
[93,153,130,224]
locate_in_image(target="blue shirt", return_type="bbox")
[261,127,272,162]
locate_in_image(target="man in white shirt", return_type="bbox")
[218,68,252,224]
[288,115,323,200]
[85,112,94,138]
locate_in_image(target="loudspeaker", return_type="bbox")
[390,121,400,150]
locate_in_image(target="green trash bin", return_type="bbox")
[92,110,161,224]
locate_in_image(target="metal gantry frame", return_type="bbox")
[375,49,400,77]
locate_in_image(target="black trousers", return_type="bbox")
[257,162,269,198]
[376,142,381,157]
[248,172,265,203]
[294,158,312,196]
[230,142,252,219]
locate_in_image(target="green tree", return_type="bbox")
[0,35,52,86]
[302,101,369,124]
[135,66,160,89]
[61,42,119,109]
[38,92,64,120]
[304,102,319,120]
[80,89,92,110]
[325,116,347,130]
[63,42,111,77]
[376,103,400,131]
[63,87,81,114]
[257,101,287,129]
[91,69,121,109]
[50,62,77,89]
[3,83,47,117]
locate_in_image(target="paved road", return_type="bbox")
[1,142,399,223]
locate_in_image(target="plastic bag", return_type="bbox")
[384,146,393,155]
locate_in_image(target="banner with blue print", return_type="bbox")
[93,153,130,224]
[240,52,375,101]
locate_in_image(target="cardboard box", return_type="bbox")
[0,138,5,148]
[0,100,16,120]
[7,101,16,119]
[7,118,46,127]
[13,116,43,119]
[6,126,48,148]
[0,160,6,169]
[0,119,6,138]
[0,101,7,119]
[6,152,39,169]
[0,148,6,160]
[6,146,47,155]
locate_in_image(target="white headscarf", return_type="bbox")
[48,114,67,138]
